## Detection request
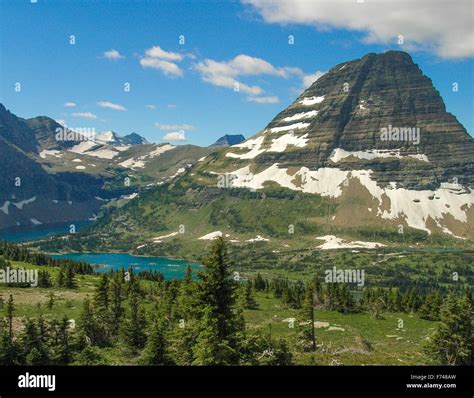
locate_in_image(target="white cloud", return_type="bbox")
[194,54,301,96]
[247,96,279,104]
[71,112,97,120]
[140,45,186,77]
[243,0,474,59]
[140,57,183,77]
[155,123,195,131]
[163,131,186,141]
[146,104,157,109]
[64,102,76,107]
[145,46,183,61]
[103,49,125,60]
[97,101,127,111]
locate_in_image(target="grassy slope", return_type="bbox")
[35,165,471,260]
[0,261,437,365]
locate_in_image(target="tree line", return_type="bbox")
[1,239,472,366]
[0,241,92,274]
[0,238,292,366]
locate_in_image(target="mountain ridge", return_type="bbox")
[69,50,473,256]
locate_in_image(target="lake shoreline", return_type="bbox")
[49,252,202,278]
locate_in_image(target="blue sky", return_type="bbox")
[1,0,472,146]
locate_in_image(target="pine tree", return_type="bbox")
[38,270,52,288]
[122,291,146,349]
[56,268,65,287]
[94,274,109,309]
[141,319,169,365]
[21,318,49,365]
[110,273,123,335]
[192,306,235,365]
[6,294,14,339]
[240,280,258,309]
[253,273,266,291]
[195,238,242,364]
[65,265,76,289]
[79,297,104,345]
[47,292,55,310]
[299,282,316,351]
[424,293,473,365]
[0,328,18,365]
[175,265,198,320]
[53,316,72,364]
[198,238,241,341]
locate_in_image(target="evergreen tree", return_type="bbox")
[424,293,473,365]
[21,318,49,365]
[79,297,107,346]
[6,294,14,340]
[419,291,442,321]
[38,270,52,288]
[239,281,258,310]
[56,268,65,287]
[175,265,198,320]
[94,274,109,309]
[192,306,235,365]
[65,265,76,289]
[197,237,242,362]
[47,292,55,310]
[53,316,72,364]
[0,328,19,365]
[253,273,266,291]
[299,282,316,351]
[122,291,146,349]
[110,273,124,335]
[141,319,169,365]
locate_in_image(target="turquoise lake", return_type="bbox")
[0,221,90,243]
[50,252,202,278]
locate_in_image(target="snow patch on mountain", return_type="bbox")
[226,136,266,159]
[153,231,179,243]
[317,235,385,250]
[225,163,474,235]
[199,231,223,240]
[246,235,269,242]
[229,164,348,197]
[0,201,11,215]
[270,122,310,134]
[118,144,175,169]
[268,133,309,152]
[13,197,37,210]
[282,110,318,122]
[39,149,62,159]
[330,148,429,163]
[299,96,325,106]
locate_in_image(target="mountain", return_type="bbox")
[0,105,213,230]
[71,51,473,257]
[122,132,149,145]
[210,134,246,147]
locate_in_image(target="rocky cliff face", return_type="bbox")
[255,51,472,190]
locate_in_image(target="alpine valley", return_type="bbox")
[32,51,473,260]
[0,104,240,231]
